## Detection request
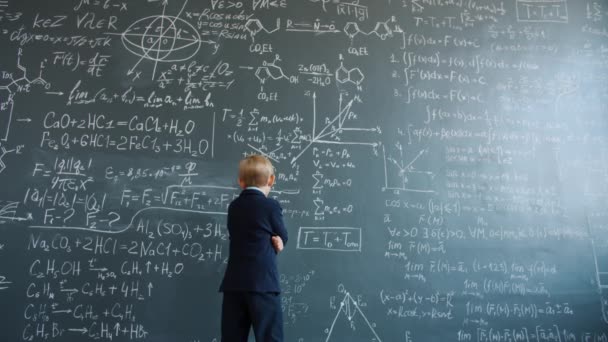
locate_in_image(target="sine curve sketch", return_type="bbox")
[107,0,210,80]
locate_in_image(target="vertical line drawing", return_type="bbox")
[587,215,608,323]
[212,111,216,159]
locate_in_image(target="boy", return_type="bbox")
[219,154,288,342]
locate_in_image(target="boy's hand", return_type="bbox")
[271,236,284,253]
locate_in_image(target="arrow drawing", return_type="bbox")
[325,290,382,342]
[382,144,434,193]
[291,93,379,164]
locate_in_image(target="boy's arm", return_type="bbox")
[226,203,232,240]
[271,236,284,253]
[270,201,288,245]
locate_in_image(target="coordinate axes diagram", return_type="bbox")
[290,92,380,164]
[381,143,435,194]
[106,0,215,80]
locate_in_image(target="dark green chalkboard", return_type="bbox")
[0,0,607,341]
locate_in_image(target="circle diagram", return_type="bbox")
[121,15,202,64]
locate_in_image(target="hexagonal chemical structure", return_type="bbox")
[245,19,264,36]
[343,22,360,39]
[335,65,350,83]
[266,64,286,80]
[348,68,365,85]
[374,21,392,40]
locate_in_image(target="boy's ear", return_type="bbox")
[238,178,246,189]
[268,174,275,187]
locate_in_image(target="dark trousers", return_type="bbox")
[221,291,283,342]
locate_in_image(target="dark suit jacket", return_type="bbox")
[219,189,288,293]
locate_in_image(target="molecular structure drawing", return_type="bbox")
[0,145,15,174]
[250,54,365,89]
[343,20,394,40]
[284,18,403,45]
[325,289,382,342]
[0,48,50,142]
[253,55,299,88]
[106,0,213,80]
[335,55,364,87]
[244,18,281,42]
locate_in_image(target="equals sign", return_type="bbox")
[312,237,320,242]
[116,121,128,126]
[0,1,8,7]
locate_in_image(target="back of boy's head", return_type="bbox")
[239,154,275,187]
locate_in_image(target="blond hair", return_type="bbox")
[239,154,275,187]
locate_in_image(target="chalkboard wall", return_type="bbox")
[1,0,607,341]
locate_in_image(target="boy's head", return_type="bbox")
[238,154,275,191]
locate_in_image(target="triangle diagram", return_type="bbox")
[325,291,382,342]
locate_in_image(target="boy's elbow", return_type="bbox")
[279,225,288,245]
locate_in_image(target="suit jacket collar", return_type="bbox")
[240,188,265,197]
